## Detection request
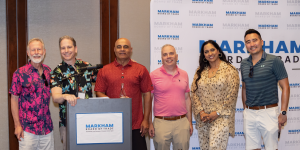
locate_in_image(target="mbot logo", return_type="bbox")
[290,12,300,17]
[258,0,278,5]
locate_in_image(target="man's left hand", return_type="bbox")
[189,123,193,136]
[140,119,149,137]
[278,114,287,131]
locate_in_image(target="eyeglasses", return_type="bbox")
[41,73,48,86]
[249,66,253,78]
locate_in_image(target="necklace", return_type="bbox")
[209,61,221,75]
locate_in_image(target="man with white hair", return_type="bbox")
[9,38,54,150]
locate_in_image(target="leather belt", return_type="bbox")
[155,114,186,120]
[247,103,278,110]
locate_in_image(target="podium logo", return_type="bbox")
[226,11,246,16]
[290,83,300,88]
[154,22,182,28]
[258,24,278,29]
[157,10,179,15]
[192,23,213,28]
[287,24,300,30]
[290,12,300,17]
[289,106,300,111]
[158,35,179,40]
[222,0,249,5]
[288,129,300,134]
[255,12,281,18]
[86,124,114,132]
[258,0,278,5]
[189,10,216,17]
[192,0,213,4]
[223,23,249,29]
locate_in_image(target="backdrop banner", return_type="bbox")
[150,0,300,150]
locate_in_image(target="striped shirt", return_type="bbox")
[240,51,288,107]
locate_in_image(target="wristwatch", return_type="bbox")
[281,111,286,115]
[216,112,220,115]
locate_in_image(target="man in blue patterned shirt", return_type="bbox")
[50,35,98,150]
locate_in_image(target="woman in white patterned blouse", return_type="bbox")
[191,40,240,150]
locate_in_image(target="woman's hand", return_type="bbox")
[200,111,209,123]
[207,111,219,123]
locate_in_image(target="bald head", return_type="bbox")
[115,38,132,48]
[114,38,133,61]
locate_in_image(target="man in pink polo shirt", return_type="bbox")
[149,44,193,150]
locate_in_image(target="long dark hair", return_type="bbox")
[192,40,232,93]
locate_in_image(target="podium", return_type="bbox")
[66,98,132,150]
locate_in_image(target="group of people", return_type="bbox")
[9,28,289,150]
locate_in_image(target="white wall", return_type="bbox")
[119,0,151,70]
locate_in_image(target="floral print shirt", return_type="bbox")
[50,59,98,127]
[191,61,240,137]
[9,61,53,135]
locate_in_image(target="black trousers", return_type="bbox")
[132,129,147,150]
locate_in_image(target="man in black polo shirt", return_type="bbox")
[240,29,290,150]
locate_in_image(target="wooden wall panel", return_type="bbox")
[100,0,118,65]
[7,0,27,149]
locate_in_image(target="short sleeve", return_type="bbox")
[50,67,63,88]
[272,57,288,81]
[140,67,153,93]
[150,72,155,93]
[94,68,108,92]
[9,70,22,96]
[185,72,190,93]
[240,62,245,82]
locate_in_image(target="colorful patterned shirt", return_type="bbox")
[50,59,98,127]
[9,61,53,135]
[94,59,153,130]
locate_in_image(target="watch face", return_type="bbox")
[282,111,286,115]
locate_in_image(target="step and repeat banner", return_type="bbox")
[150,0,300,150]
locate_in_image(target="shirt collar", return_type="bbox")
[114,58,133,67]
[27,60,45,73]
[62,58,80,67]
[247,51,267,62]
[159,65,179,76]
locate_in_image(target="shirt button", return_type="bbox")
[122,73,124,74]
